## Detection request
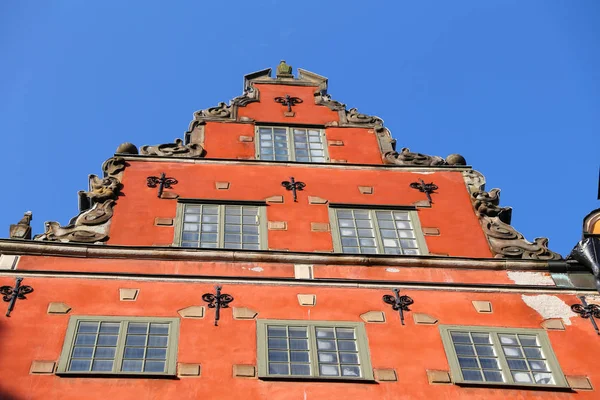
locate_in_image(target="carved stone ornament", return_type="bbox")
[33,156,128,244]
[195,102,232,119]
[140,138,204,158]
[344,108,384,126]
[463,172,561,260]
[9,212,32,240]
[314,91,346,111]
[384,148,446,166]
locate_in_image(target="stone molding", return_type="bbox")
[472,300,493,313]
[374,368,397,381]
[566,375,593,390]
[427,370,452,384]
[233,364,256,378]
[119,288,139,301]
[297,294,316,306]
[463,170,562,260]
[140,138,204,158]
[33,156,128,244]
[412,313,438,325]
[0,239,557,271]
[47,302,72,314]
[178,363,201,377]
[360,311,386,323]
[232,307,258,320]
[9,212,32,240]
[178,306,205,319]
[30,361,55,374]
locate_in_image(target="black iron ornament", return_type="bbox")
[571,296,600,335]
[383,288,414,325]
[146,173,178,198]
[202,285,234,326]
[274,95,303,113]
[410,179,438,204]
[0,277,33,317]
[281,177,306,202]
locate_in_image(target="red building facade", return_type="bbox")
[1,62,599,399]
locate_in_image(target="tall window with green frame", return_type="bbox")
[330,207,428,255]
[256,126,328,162]
[176,203,267,250]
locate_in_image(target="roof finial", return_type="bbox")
[276,60,293,78]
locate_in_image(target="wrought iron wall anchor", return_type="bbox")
[274,95,302,113]
[147,173,178,198]
[383,288,414,325]
[202,285,234,326]
[281,177,306,202]
[0,277,33,317]
[571,296,600,335]
[410,179,438,204]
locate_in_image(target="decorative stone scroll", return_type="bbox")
[9,212,33,240]
[383,148,467,167]
[140,138,204,158]
[33,153,129,244]
[463,170,562,260]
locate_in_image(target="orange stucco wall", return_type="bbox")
[107,161,492,258]
[237,84,339,125]
[0,276,596,400]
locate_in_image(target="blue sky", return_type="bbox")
[1,1,598,256]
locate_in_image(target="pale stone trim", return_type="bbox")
[0,239,557,271]
[178,363,201,377]
[238,136,253,142]
[268,221,287,230]
[119,288,139,301]
[327,140,344,146]
[472,300,493,313]
[427,370,452,384]
[360,311,386,323]
[233,364,256,378]
[232,307,258,320]
[30,361,55,374]
[374,368,397,381]
[294,264,313,279]
[177,305,205,319]
[310,222,330,232]
[265,195,284,203]
[566,375,593,390]
[0,254,19,270]
[412,313,438,325]
[422,227,440,236]
[215,182,231,190]
[154,217,174,226]
[358,186,373,195]
[541,318,565,331]
[47,302,71,314]
[297,294,316,306]
[307,196,328,204]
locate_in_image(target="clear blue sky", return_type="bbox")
[1,1,598,256]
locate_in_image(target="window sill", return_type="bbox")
[56,371,178,379]
[258,375,376,384]
[455,381,572,392]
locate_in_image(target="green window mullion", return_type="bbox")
[308,325,319,377]
[370,210,385,255]
[286,127,295,161]
[218,205,225,248]
[491,331,512,384]
[321,130,330,162]
[113,321,127,373]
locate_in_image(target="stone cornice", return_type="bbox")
[0,239,563,272]
[114,154,473,172]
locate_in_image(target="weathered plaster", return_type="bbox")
[507,271,555,286]
[521,294,577,325]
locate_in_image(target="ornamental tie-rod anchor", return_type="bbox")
[202,285,234,326]
[571,296,600,335]
[281,177,306,202]
[274,94,302,113]
[410,179,438,204]
[382,288,414,325]
[147,172,178,198]
[0,277,33,317]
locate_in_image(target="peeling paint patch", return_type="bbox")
[249,267,264,272]
[508,271,554,286]
[386,268,400,273]
[585,295,600,305]
[521,295,577,325]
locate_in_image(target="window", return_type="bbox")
[439,325,567,387]
[175,202,267,250]
[256,126,328,162]
[330,207,428,255]
[57,316,179,376]
[257,320,373,380]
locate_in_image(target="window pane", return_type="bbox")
[317,340,336,350]
[126,335,147,346]
[124,347,146,359]
[289,327,307,337]
[92,360,113,372]
[73,347,94,358]
[290,352,309,362]
[94,347,116,359]
[458,357,479,368]
[122,360,143,372]
[268,338,288,349]
[291,364,311,375]
[512,371,533,383]
[144,361,166,372]
[268,351,288,362]
[97,335,118,346]
[290,339,308,350]
[533,372,554,385]
[318,352,338,363]
[336,328,355,339]
[338,341,357,351]
[99,322,120,333]
[339,353,359,364]
[267,326,287,337]
[316,328,334,338]
[523,347,543,359]
[483,370,504,382]
[319,364,340,376]
[503,347,523,358]
[462,369,483,381]
[75,334,96,345]
[455,344,475,356]
[78,322,99,333]
[451,332,472,343]
[341,366,360,377]
[269,363,289,375]
[69,359,91,371]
